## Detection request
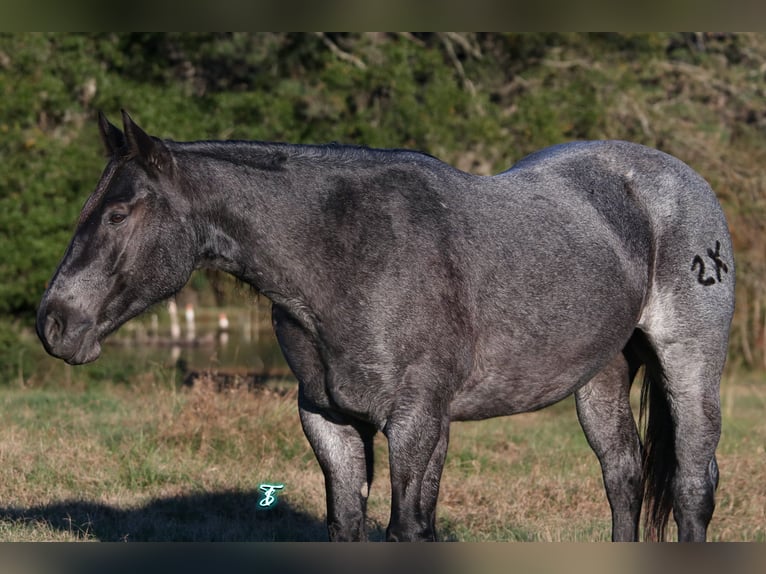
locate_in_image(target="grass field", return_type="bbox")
[0,368,763,542]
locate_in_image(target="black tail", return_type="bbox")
[639,354,676,541]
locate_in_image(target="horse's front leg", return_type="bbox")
[273,305,375,541]
[383,365,451,541]
[299,396,376,541]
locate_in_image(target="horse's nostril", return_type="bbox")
[43,312,63,345]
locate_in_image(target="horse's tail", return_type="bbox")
[639,353,675,542]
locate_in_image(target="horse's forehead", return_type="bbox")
[77,161,119,225]
[76,160,145,225]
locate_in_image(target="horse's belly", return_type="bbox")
[449,308,637,420]
[450,233,646,421]
[449,367,590,420]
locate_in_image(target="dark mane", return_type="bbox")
[169,139,446,172]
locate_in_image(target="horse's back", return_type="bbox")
[501,140,729,236]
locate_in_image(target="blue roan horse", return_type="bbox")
[37,112,735,542]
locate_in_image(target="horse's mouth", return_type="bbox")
[44,333,102,365]
[62,340,102,365]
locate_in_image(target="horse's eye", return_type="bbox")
[108,213,127,225]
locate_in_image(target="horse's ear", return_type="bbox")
[98,111,125,158]
[121,110,174,174]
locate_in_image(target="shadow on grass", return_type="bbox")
[0,489,344,541]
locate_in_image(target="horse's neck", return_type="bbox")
[176,143,327,305]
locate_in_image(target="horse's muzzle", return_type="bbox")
[36,300,102,365]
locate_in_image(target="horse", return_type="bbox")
[37,111,735,542]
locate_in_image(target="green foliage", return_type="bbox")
[2,32,766,369]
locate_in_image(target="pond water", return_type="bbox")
[103,302,291,381]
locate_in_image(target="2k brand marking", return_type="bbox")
[691,241,729,286]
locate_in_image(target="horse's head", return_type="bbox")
[37,111,197,364]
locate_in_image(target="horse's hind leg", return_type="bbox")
[575,351,643,541]
[647,335,724,542]
[636,174,733,541]
[639,279,731,541]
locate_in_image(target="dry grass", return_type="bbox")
[0,373,763,541]
[0,376,325,541]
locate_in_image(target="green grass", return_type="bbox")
[0,372,762,541]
